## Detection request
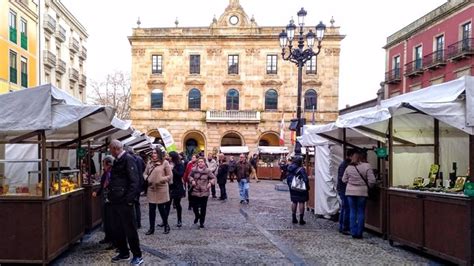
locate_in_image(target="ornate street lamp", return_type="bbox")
[279,8,326,156]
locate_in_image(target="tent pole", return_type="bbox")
[388,118,393,187]
[434,119,439,165]
[470,135,474,179]
[40,130,48,199]
[342,128,347,156]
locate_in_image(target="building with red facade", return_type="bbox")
[384,0,473,97]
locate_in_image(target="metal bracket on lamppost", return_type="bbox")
[279,8,326,156]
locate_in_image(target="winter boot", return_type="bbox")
[292,213,298,224]
[299,214,306,225]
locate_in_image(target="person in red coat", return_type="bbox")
[183,155,197,210]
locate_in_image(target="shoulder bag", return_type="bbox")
[290,167,307,192]
[354,165,376,199]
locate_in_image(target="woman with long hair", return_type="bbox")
[342,150,376,239]
[144,147,172,235]
[286,156,310,225]
[188,157,216,228]
[168,151,185,227]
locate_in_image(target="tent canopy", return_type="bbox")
[220,146,249,154]
[0,84,115,143]
[257,146,289,154]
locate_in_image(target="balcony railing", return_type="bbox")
[206,110,260,123]
[69,68,79,81]
[79,46,87,60]
[56,58,66,74]
[21,72,28,88]
[9,67,17,84]
[79,74,87,87]
[43,14,56,34]
[384,68,401,84]
[404,59,423,77]
[9,27,17,43]
[43,50,57,68]
[423,49,446,70]
[20,32,27,50]
[448,38,474,61]
[69,37,79,53]
[55,25,66,43]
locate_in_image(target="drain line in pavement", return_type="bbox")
[239,208,309,266]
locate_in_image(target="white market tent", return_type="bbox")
[301,75,474,187]
[257,146,289,154]
[220,146,249,154]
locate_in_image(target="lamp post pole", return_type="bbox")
[279,8,326,156]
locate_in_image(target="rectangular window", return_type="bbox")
[228,55,239,74]
[415,45,422,70]
[266,55,277,74]
[9,10,17,43]
[9,51,17,84]
[21,57,27,88]
[190,55,200,74]
[306,56,317,74]
[462,22,472,40]
[435,35,444,60]
[393,56,400,78]
[152,55,162,74]
[20,18,27,50]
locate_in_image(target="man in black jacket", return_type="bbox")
[108,140,143,265]
[125,145,145,229]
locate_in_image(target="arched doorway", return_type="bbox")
[182,131,206,160]
[258,132,280,146]
[221,132,244,146]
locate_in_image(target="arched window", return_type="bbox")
[264,89,278,110]
[151,89,163,109]
[226,89,239,110]
[188,88,201,109]
[304,89,317,111]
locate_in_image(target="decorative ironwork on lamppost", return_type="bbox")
[279,7,326,156]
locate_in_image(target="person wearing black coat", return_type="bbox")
[216,153,229,200]
[168,151,186,227]
[286,156,310,225]
[108,140,143,264]
[125,145,146,229]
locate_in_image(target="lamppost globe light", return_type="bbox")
[286,19,297,41]
[297,7,307,26]
[306,30,315,49]
[279,30,288,49]
[316,21,327,42]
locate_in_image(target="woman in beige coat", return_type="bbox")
[145,147,172,235]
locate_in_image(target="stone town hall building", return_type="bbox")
[128,0,344,157]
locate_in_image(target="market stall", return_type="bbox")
[256,146,288,180]
[0,84,115,264]
[302,76,474,264]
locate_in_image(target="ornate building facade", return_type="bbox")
[129,0,344,157]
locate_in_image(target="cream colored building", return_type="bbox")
[129,0,344,157]
[39,0,87,102]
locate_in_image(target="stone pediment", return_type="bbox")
[260,80,283,86]
[147,78,167,86]
[222,80,243,86]
[185,79,206,86]
[303,80,322,87]
[213,0,257,29]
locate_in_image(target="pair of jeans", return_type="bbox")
[347,196,367,237]
[338,192,350,232]
[219,183,227,199]
[238,179,249,201]
[193,196,209,225]
[148,201,171,231]
[110,203,142,257]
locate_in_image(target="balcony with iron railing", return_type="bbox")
[79,46,87,60]
[448,38,474,61]
[405,59,423,77]
[43,50,57,68]
[69,68,79,81]
[56,58,66,74]
[384,68,401,84]
[79,74,86,87]
[69,37,79,53]
[43,14,56,34]
[206,110,261,123]
[423,49,446,70]
[20,32,27,50]
[55,25,66,43]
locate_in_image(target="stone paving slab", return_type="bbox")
[52,180,444,265]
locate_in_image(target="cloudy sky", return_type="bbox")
[62,0,446,108]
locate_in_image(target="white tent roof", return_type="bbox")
[0,84,115,142]
[220,146,249,154]
[257,146,289,154]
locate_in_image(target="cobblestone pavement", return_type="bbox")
[53,181,443,265]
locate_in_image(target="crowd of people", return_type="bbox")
[93,139,265,264]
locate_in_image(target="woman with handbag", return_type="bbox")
[342,150,376,239]
[286,156,310,225]
[168,151,185,227]
[144,147,172,235]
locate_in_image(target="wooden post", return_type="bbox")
[434,119,440,165]
[470,135,474,179]
[388,118,394,187]
[40,131,48,199]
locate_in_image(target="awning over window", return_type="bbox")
[219,146,249,154]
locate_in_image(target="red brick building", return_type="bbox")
[384,0,473,97]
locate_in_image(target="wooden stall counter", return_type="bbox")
[0,189,85,264]
[388,188,474,265]
[83,183,102,231]
[257,166,281,180]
